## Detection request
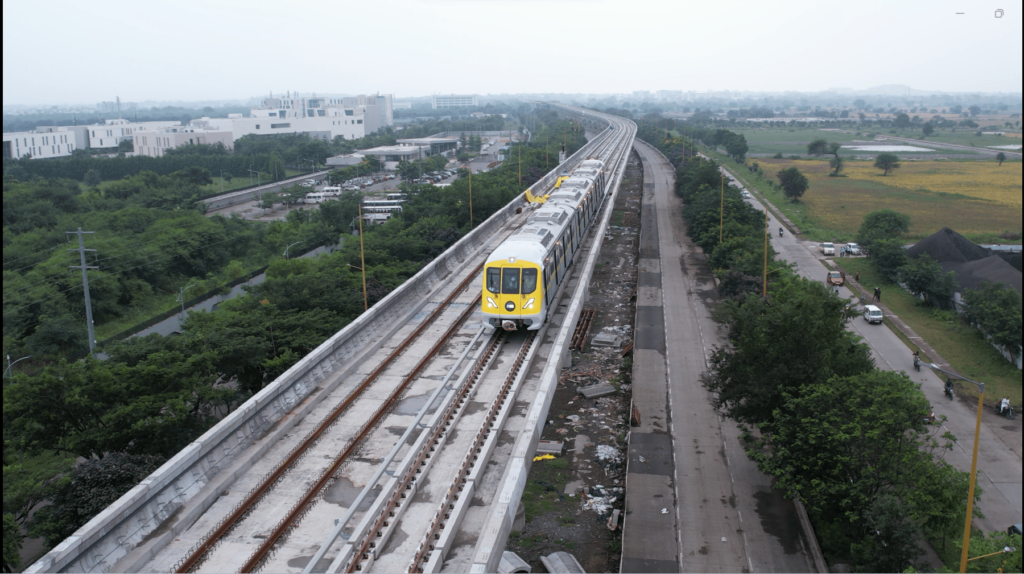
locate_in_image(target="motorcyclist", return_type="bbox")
[779,227,784,237]
[944,378,955,398]
[998,396,1011,415]
[912,351,921,371]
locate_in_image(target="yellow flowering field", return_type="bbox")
[841,161,1022,207]
[756,158,1023,240]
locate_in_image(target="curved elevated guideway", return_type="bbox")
[26,106,636,574]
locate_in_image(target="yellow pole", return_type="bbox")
[762,208,769,297]
[357,203,368,311]
[518,144,521,187]
[720,173,725,243]
[468,164,473,229]
[959,390,985,573]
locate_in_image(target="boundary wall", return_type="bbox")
[26,114,611,574]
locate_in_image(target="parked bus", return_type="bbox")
[305,192,327,204]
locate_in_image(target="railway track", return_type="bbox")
[145,108,635,574]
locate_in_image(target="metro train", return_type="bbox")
[481,159,607,330]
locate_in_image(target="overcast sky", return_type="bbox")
[4,0,1021,106]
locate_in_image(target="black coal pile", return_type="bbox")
[910,227,1022,294]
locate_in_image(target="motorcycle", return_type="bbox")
[913,354,921,372]
[997,402,1016,420]
[779,228,784,237]
[944,380,955,401]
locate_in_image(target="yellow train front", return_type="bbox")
[481,244,547,331]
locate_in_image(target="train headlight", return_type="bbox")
[486,297,497,308]
[505,301,515,312]
[524,298,536,310]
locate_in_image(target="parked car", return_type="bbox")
[845,243,862,256]
[863,305,884,324]
[819,242,835,256]
[827,271,845,286]
[740,190,751,199]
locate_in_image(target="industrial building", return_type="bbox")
[131,125,234,157]
[87,119,182,148]
[431,95,477,109]
[3,128,80,159]
[395,136,458,155]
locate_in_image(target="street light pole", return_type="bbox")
[177,283,198,319]
[762,207,769,297]
[284,241,301,260]
[925,363,985,573]
[4,355,33,379]
[357,203,368,312]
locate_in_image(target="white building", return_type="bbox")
[340,94,393,127]
[87,119,181,148]
[132,125,234,157]
[353,145,429,170]
[432,95,477,109]
[393,101,413,110]
[3,128,79,159]
[194,109,377,143]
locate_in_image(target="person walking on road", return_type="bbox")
[873,286,881,302]
[855,271,860,283]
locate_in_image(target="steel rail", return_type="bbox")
[240,287,485,573]
[174,260,485,573]
[405,331,538,573]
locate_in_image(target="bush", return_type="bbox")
[773,152,783,159]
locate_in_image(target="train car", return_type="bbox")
[482,159,607,330]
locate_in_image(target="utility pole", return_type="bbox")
[357,204,368,311]
[518,144,521,187]
[762,208,769,297]
[468,164,473,229]
[66,228,97,357]
[720,173,724,243]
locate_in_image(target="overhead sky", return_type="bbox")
[3,0,1021,106]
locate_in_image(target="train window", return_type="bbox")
[522,269,538,294]
[501,268,521,294]
[486,268,501,293]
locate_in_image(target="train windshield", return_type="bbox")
[501,268,521,294]
[486,268,501,293]
[521,269,538,294]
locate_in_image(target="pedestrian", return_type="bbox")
[855,271,860,283]
[834,284,840,296]
[873,286,881,302]
[840,271,846,282]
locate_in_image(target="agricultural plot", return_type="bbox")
[744,157,1022,242]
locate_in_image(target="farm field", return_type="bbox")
[688,126,991,157]
[708,150,1022,243]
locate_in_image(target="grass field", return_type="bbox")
[715,152,1022,243]
[837,258,1021,406]
[90,169,306,198]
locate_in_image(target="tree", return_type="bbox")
[704,276,873,425]
[3,513,21,572]
[829,156,844,176]
[900,254,956,307]
[174,166,213,186]
[83,168,102,187]
[807,138,827,156]
[996,151,1006,166]
[922,122,934,136]
[968,104,981,116]
[869,238,909,282]
[856,209,911,250]
[723,133,748,161]
[958,529,1023,573]
[961,282,1023,363]
[28,453,165,548]
[851,495,925,573]
[222,171,233,182]
[873,152,901,176]
[950,105,963,114]
[776,166,809,200]
[894,113,911,130]
[117,139,134,154]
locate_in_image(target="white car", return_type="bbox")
[863,305,884,324]
[846,243,862,256]
[820,242,835,256]
[741,190,751,199]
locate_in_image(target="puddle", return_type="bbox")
[324,476,381,511]
[988,144,1022,150]
[841,145,934,152]
[386,426,422,445]
[394,393,439,416]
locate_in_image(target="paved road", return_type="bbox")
[717,164,1024,536]
[625,140,815,573]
